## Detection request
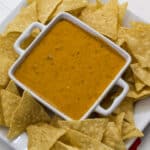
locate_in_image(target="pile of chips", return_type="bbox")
[0,0,150,149]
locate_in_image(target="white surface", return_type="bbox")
[0,0,150,150]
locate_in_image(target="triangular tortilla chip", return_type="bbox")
[1,90,21,127]
[6,80,20,96]
[58,118,108,141]
[60,129,113,150]
[80,0,118,40]
[7,91,51,139]
[118,2,128,25]
[131,63,150,87]
[102,122,126,150]
[27,123,66,150]
[4,2,37,34]
[52,141,79,150]
[52,0,88,17]
[113,98,134,124]
[37,0,62,23]
[122,121,144,140]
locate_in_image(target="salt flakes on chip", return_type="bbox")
[1,90,21,127]
[7,91,51,139]
[4,2,37,34]
[102,122,126,150]
[60,129,113,150]
[27,123,66,150]
[58,118,108,141]
[37,0,62,23]
[80,0,118,40]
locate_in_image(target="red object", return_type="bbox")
[129,138,141,150]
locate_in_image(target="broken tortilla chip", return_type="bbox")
[7,91,51,139]
[27,123,66,150]
[58,118,108,141]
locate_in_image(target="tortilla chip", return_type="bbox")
[113,98,134,124]
[127,87,150,100]
[0,90,21,127]
[60,129,113,150]
[37,0,62,24]
[0,56,14,88]
[52,0,88,17]
[131,63,150,87]
[133,75,145,92]
[4,2,37,34]
[124,26,150,68]
[27,123,66,150]
[58,118,108,141]
[118,2,128,25]
[0,33,20,60]
[52,141,79,150]
[7,91,51,139]
[122,121,144,140]
[130,21,150,31]
[102,122,125,150]
[27,0,35,4]
[6,80,20,96]
[80,0,118,40]
[123,67,134,84]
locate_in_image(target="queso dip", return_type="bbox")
[14,20,125,119]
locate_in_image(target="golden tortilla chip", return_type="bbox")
[118,2,128,25]
[113,98,134,124]
[50,114,62,127]
[60,129,113,150]
[0,33,20,60]
[58,118,108,141]
[0,56,14,88]
[127,87,150,100]
[52,0,88,17]
[123,67,134,84]
[7,91,51,139]
[124,25,150,68]
[27,123,66,150]
[52,141,79,150]
[130,21,150,31]
[37,0,62,24]
[131,63,150,87]
[6,80,20,96]
[133,75,145,92]
[80,0,118,40]
[102,122,126,150]
[1,90,21,127]
[27,0,35,4]
[4,2,37,34]
[122,121,144,140]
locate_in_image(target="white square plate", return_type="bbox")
[0,0,150,150]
